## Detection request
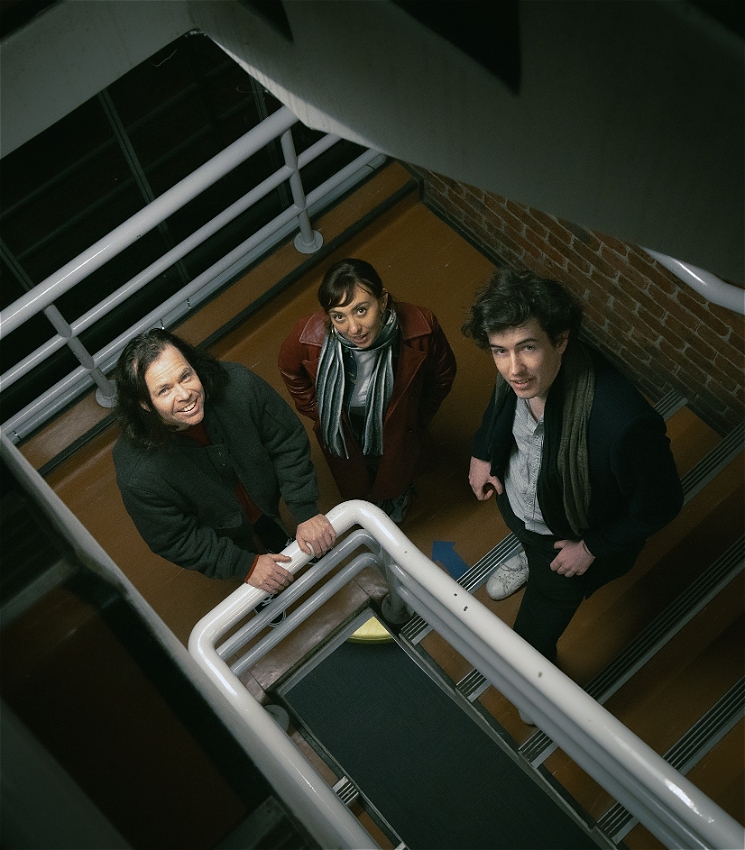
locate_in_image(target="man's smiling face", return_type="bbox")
[143,344,205,429]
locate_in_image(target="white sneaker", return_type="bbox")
[486,549,529,600]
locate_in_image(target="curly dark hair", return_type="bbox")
[114,329,228,448]
[318,258,384,311]
[462,268,583,348]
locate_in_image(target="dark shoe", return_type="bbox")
[377,485,416,524]
[255,594,286,627]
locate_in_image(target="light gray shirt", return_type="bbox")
[349,349,377,408]
[505,398,552,535]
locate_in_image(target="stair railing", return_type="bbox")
[189,499,744,850]
[0,106,383,442]
[643,248,745,315]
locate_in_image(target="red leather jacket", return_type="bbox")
[278,301,457,501]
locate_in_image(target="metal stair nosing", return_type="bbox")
[293,724,405,848]
[519,536,745,765]
[332,776,360,808]
[680,420,745,503]
[654,389,688,421]
[595,677,745,843]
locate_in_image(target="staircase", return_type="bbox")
[375,398,745,849]
[204,390,744,849]
[194,396,742,850]
[4,162,742,847]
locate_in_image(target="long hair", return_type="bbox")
[114,329,227,449]
[318,258,384,311]
[462,268,583,348]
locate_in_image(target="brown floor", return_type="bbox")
[21,161,744,845]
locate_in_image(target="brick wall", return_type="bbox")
[407,165,744,435]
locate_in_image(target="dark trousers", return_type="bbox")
[496,492,640,663]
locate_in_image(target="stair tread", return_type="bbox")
[544,606,744,821]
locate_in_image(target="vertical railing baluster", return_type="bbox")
[280,129,323,254]
[42,306,117,407]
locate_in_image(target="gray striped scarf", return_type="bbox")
[317,309,399,458]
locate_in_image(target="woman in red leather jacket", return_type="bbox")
[278,258,457,522]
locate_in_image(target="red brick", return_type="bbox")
[714,349,744,383]
[708,298,745,329]
[599,243,633,274]
[560,220,602,250]
[572,239,621,281]
[626,247,660,277]
[677,357,711,388]
[686,341,721,379]
[505,198,531,221]
[522,216,551,245]
[504,223,567,271]
[492,204,530,238]
[677,291,729,337]
[596,231,630,255]
[528,208,575,245]
[696,322,742,351]
[566,255,593,277]
[607,313,632,341]
[664,314,710,355]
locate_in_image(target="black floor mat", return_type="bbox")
[284,640,600,850]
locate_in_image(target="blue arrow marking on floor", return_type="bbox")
[431,541,469,579]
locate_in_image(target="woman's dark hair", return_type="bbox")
[318,258,384,311]
[462,268,583,349]
[114,328,227,448]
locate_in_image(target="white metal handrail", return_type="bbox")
[189,500,744,850]
[0,106,296,336]
[0,131,342,392]
[0,99,383,441]
[0,146,382,443]
[644,249,745,315]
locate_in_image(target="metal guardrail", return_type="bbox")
[189,499,744,850]
[0,105,384,442]
[644,248,745,315]
[0,430,377,850]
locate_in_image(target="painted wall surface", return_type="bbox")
[191,0,744,283]
[3,0,743,283]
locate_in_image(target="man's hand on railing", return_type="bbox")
[296,513,336,557]
[245,553,294,593]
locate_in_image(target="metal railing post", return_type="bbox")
[42,305,117,407]
[280,129,323,254]
[380,551,413,625]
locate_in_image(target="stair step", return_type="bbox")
[596,678,744,842]
[520,536,745,765]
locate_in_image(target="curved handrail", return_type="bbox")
[189,499,744,850]
[644,248,745,315]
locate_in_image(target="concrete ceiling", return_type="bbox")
[2,0,742,283]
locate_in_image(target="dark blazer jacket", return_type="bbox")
[472,350,684,592]
[278,301,457,502]
[114,363,320,580]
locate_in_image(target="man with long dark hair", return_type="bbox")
[113,329,335,594]
[464,269,683,719]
